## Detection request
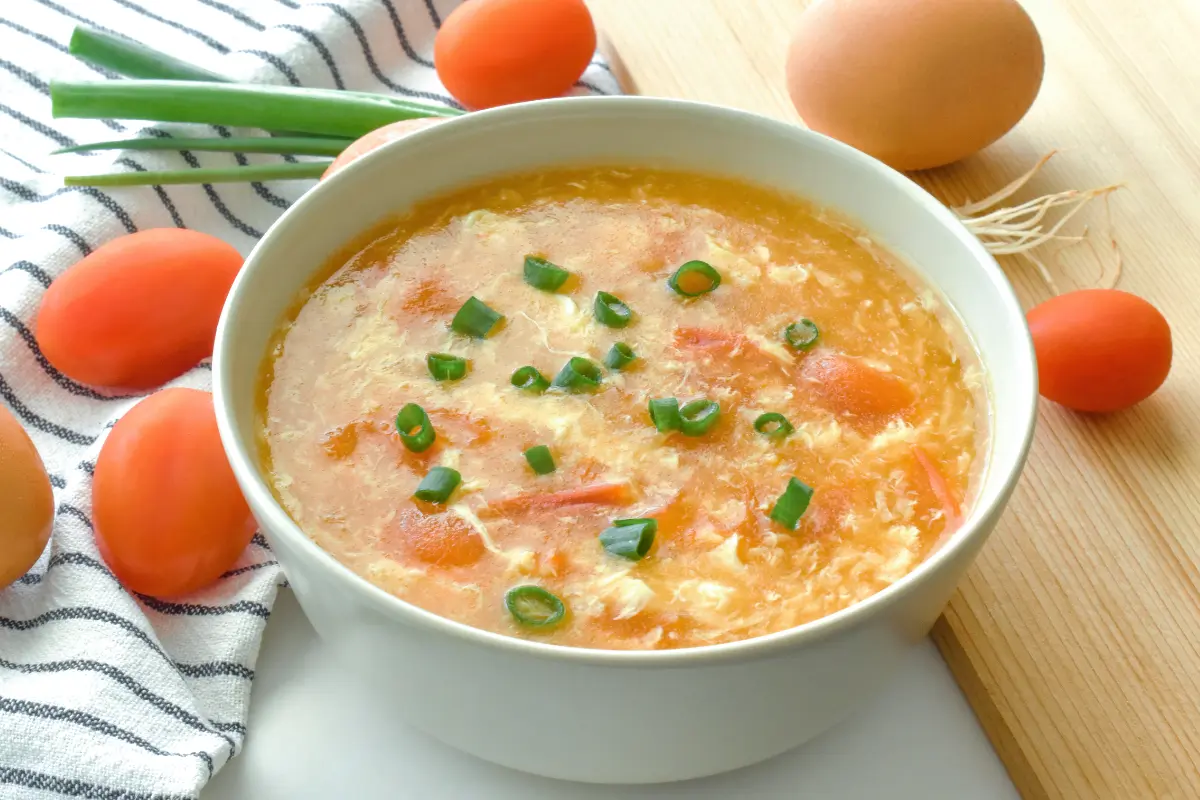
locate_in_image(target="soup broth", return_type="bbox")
[259,167,983,650]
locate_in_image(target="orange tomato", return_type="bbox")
[387,508,486,568]
[801,352,914,420]
[1027,289,1171,413]
[434,0,596,109]
[321,117,448,180]
[35,229,242,392]
[93,388,256,598]
[911,445,961,529]
[0,405,54,588]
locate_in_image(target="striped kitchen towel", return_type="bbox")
[0,1,621,797]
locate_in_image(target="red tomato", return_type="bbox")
[385,508,485,568]
[321,117,448,180]
[35,229,242,391]
[434,0,597,109]
[801,352,914,420]
[1027,289,1171,413]
[93,388,256,598]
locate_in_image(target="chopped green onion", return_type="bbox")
[648,397,682,433]
[551,356,602,392]
[53,135,351,157]
[668,260,722,297]
[451,296,504,339]
[69,25,230,82]
[679,398,721,437]
[63,162,330,187]
[51,80,461,141]
[395,403,436,453]
[598,518,658,561]
[603,342,636,370]
[523,256,570,292]
[784,319,820,350]
[426,353,468,381]
[413,466,461,504]
[511,366,550,393]
[504,585,566,628]
[593,291,633,328]
[524,445,556,475]
[754,412,794,440]
[769,477,815,530]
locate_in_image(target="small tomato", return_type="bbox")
[35,229,242,391]
[93,388,256,597]
[321,117,448,180]
[1027,289,1171,413]
[434,0,596,109]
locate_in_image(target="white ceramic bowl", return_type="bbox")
[214,97,1037,784]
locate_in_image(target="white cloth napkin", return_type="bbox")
[0,1,621,797]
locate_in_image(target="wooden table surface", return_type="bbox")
[588,1,1200,797]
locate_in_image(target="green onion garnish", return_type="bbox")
[769,477,815,530]
[679,398,721,436]
[648,397,682,433]
[524,445,556,475]
[451,296,504,339]
[598,518,658,561]
[754,412,794,440]
[784,319,820,350]
[505,585,567,628]
[413,466,461,504]
[426,353,468,381]
[551,356,602,392]
[668,260,722,297]
[603,342,636,370]
[523,256,571,292]
[511,366,550,393]
[594,291,633,328]
[395,403,436,453]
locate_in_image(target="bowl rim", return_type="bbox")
[214,95,1038,668]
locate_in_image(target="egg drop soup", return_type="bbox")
[258,167,984,650]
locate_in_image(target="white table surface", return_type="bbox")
[204,590,1019,799]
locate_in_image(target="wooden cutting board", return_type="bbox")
[588,1,1200,797]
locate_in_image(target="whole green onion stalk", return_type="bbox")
[55,25,464,187]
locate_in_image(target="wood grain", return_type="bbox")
[588,0,1200,796]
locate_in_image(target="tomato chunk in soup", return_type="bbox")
[259,167,982,650]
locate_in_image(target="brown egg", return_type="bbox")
[0,405,54,588]
[786,0,1045,171]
